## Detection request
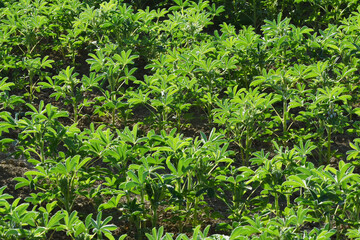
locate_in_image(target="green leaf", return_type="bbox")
[166,157,178,175]
[47,211,65,229]
[230,226,251,239]
[118,234,127,240]
[24,171,47,177]
[282,175,306,188]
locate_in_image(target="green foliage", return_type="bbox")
[213,87,277,164]
[87,46,138,126]
[17,56,54,101]
[15,101,69,163]
[1,0,360,239]
[40,67,103,122]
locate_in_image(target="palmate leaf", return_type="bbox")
[41,210,65,230]
[0,186,12,202]
[5,229,23,238]
[117,124,140,145]
[81,72,103,90]
[0,112,17,136]
[99,0,117,12]
[316,229,336,240]
[194,58,221,74]
[127,170,140,184]
[113,50,138,66]
[354,108,360,117]
[62,210,80,229]
[282,175,307,188]
[347,139,360,160]
[45,103,69,120]
[87,51,107,72]
[66,219,84,238]
[61,211,84,236]
[329,160,360,185]
[98,194,123,211]
[127,89,150,105]
[230,226,259,239]
[40,55,54,69]
[346,228,360,239]
[65,155,79,173]
[13,176,33,190]
[294,140,317,157]
[91,212,117,238]
[146,226,165,240]
[119,66,137,84]
[0,77,14,91]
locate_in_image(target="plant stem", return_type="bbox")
[29,71,34,101]
[245,132,250,165]
[193,196,199,226]
[73,98,78,123]
[111,94,116,126]
[36,131,45,163]
[286,194,290,208]
[327,126,332,164]
[283,98,287,135]
[356,195,360,222]
[152,205,158,228]
[275,192,280,216]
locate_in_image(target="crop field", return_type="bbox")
[2,0,360,239]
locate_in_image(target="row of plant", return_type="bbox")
[1,6,360,161]
[1,0,360,239]
[69,0,360,31]
[3,119,360,239]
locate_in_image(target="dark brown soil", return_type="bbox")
[0,158,31,200]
